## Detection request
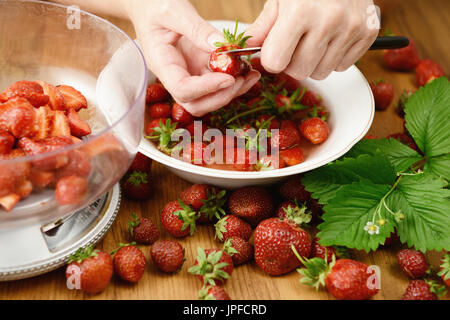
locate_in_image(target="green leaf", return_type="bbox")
[405,77,450,157]
[317,181,396,252]
[303,154,397,204]
[424,153,450,181]
[386,173,450,252]
[347,138,423,173]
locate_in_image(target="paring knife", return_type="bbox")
[219,36,410,55]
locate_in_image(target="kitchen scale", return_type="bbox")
[0,184,121,281]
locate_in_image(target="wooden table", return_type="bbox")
[1,0,449,300]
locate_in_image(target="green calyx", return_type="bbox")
[424,279,448,298]
[110,242,137,255]
[215,19,252,48]
[174,199,200,236]
[127,171,148,186]
[144,118,183,154]
[437,253,450,281]
[214,216,230,241]
[67,245,99,264]
[127,213,140,237]
[200,189,227,221]
[292,245,335,291]
[188,247,230,286]
[282,200,312,227]
[198,285,216,300]
[222,239,238,257]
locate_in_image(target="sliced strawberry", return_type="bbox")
[279,147,305,166]
[37,81,66,111]
[56,85,88,111]
[34,106,53,140]
[16,180,32,199]
[0,97,36,138]
[0,155,31,198]
[0,193,20,211]
[55,175,88,205]
[81,133,124,158]
[56,149,91,179]
[50,111,71,137]
[0,80,49,107]
[0,129,15,155]
[67,109,91,137]
[29,169,55,189]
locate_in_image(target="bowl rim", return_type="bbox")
[0,0,148,165]
[139,66,375,179]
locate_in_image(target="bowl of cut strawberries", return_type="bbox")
[139,21,374,189]
[0,1,147,228]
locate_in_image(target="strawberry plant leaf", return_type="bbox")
[347,138,422,172]
[405,77,450,157]
[303,154,397,204]
[424,153,450,181]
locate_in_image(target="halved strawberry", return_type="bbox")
[56,150,91,179]
[37,81,66,111]
[67,109,91,137]
[50,111,71,137]
[55,175,88,206]
[56,85,88,111]
[34,106,53,140]
[0,97,36,138]
[16,180,32,199]
[0,129,15,155]
[0,80,49,107]
[29,169,55,189]
[0,193,20,211]
[0,149,31,197]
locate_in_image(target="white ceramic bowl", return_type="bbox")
[138,20,374,189]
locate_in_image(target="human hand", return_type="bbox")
[246,0,379,80]
[129,0,261,117]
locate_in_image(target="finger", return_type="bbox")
[245,0,279,47]
[336,31,378,72]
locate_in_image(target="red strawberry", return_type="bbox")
[160,199,198,237]
[257,114,279,130]
[145,117,169,136]
[182,142,209,165]
[274,73,300,93]
[55,175,88,205]
[250,57,272,76]
[370,80,394,110]
[209,44,251,77]
[211,134,236,150]
[56,85,88,111]
[388,133,419,152]
[180,184,226,223]
[257,154,286,171]
[246,81,263,98]
[396,90,414,116]
[29,169,55,189]
[65,246,113,294]
[16,180,32,199]
[0,80,49,107]
[172,103,194,126]
[279,146,305,166]
[150,240,185,273]
[0,97,36,138]
[279,176,311,202]
[0,149,31,198]
[67,109,91,137]
[415,59,445,87]
[0,193,21,211]
[295,254,379,300]
[223,237,253,266]
[254,218,311,276]
[364,134,378,140]
[146,83,170,104]
[438,253,450,287]
[383,39,420,71]
[300,90,322,108]
[223,147,255,171]
[127,152,152,175]
[188,248,234,285]
[149,102,172,119]
[299,118,330,144]
[272,120,301,150]
[34,106,53,140]
[112,243,146,283]
[215,215,252,242]
[37,81,67,111]
[50,110,71,137]
[199,285,231,300]
[275,200,312,226]
[56,149,91,180]
[0,129,14,155]
[228,186,274,227]
[185,122,208,137]
[311,238,340,262]
[397,249,428,278]
[121,171,152,201]
[127,213,159,245]
[402,280,445,300]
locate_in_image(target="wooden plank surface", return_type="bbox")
[1,0,449,300]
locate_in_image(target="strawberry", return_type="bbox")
[0,80,49,107]
[383,38,420,71]
[112,243,146,283]
[310,238,346,262]
[279,146,305,166]
[127,152,152,175]
[396,90,414,116]
[228,186,274,227]
[300,90,322,108]
[415,59,445,87]
[215,215,252,242]
[0,193,21,211]
[182,142,209,165]
[256,154,286,171]
[246,81,263,98]
[274,73,300,93]
[15,180,32,199]
[250,57,272,76]
[171,103,194,126]
[50,110,71,137]
[127,213,159,244]
[211,134,237,150]
[0,149,31,197]
[0,129,14,155]
[397,249,429,279]
[364,134,378,140]
[121,171,152,201]
[145,118,182,154]
[272,120,302,150]
[223,237,253,266]
[402,280,447,300]
[254,218,311,276]
[145,118,169,136]
[299,118,330,144]
[279,176,311,202]
[29,169,55,189]
[275,200,312,226]
[150,240,185,273]
[188,247,234,285]
[180,184,226,223]
[257,115,279,131]
[56,150,91,180]
[223,147,255,171]
[274,89,307,114]
[149,102,172,119]
[160,199,199,237]
[370,80,394,110]
[199,285,231,300]
[294,254,379,300]
[185,122,208,137]
[67,109,91,137]
[34,106,53,140]
[146,83,170,104]
[56,85,88,111]
[66,246,113,294]
[437,253,450,287]
[37,81,67,111]
[0,97,36,138]
[388,133,419,152]
[55,175,88,205]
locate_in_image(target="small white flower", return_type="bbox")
[364,222,380,235]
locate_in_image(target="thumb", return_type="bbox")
[245,0,279,47]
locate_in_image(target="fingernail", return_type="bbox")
[207,33,224,49]
[219,79,234,89]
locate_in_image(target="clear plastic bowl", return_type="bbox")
[0,0,148,229]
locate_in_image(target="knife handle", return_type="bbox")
[369,36,410,50]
